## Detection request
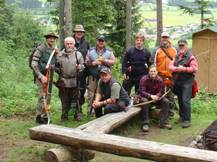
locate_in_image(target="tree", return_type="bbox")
[64,0,72,37]
[59,0,64,48]
[156,0,163,46]
[126,0,132,49]
[179,0,215,29]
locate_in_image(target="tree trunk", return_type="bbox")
[126,0,132,50]
[156,0,163,46]
[59,0,65,49]
[64,0,72,37]
[30,125,217,162]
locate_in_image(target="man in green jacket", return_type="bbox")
[31,32,59,124]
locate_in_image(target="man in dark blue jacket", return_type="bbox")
[122,31,151,95]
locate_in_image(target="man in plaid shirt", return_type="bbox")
[138,65,172,132]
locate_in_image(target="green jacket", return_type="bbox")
[31,43,56,79]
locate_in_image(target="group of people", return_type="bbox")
[31,24,198,132]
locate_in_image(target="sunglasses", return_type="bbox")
[179,44,185,47]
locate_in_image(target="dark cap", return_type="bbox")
[44,32,58,39]
[178,39,188,45]
[100,67,111,74]
[97,35,105,41]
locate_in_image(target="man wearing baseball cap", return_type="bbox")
[85,34,116,116]
[92,67,130,118]
[152,31,177,118]
[73,24,90,112]
[169,39,198,128]
[31,31,59,124]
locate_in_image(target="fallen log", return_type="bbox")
[78,107,141,133]
[30,125,217,162]
[44,147,95,162]
[44,107,141,162]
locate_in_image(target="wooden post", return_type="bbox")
[30,125,217,162]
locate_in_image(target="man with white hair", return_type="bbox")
[55,37,84,121]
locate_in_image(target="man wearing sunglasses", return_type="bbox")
[85,35,116,116]
[169,39,198,128]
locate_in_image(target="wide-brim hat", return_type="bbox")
[44,32,58,39]
[73,24,85,32]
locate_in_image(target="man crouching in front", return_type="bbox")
[138,65,172,132]
[92,67,130,118]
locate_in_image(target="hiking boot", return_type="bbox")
[142,124,149,132]
[74,113,82,121]
[36,115,43,124]
[159,123,172,130]
[182,121,191,128]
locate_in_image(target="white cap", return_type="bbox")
[161,32,170,38]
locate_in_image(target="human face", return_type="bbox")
[64,40,74,52]
[100,72,111,83]
[135,37,144,49]
[97,39,105,49]
[75,31,84,40]
[149,67,158,79]
[161,36,170,46]
[46,37,57,47]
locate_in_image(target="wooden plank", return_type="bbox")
[30,125,217,162]
[78,107,141,133]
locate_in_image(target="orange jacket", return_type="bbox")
[154,46,177,78]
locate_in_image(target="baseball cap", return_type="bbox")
[178,39,188,45]
[161,32,170,38]
[97,35,105,41]
[100,67,111,74]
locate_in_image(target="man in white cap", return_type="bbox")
[73,24,90,112]
[152,31,177,118]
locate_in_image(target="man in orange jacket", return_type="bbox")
[152,32,177,117]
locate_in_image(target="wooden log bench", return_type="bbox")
[30,124,217,162]
[40,107,142,162]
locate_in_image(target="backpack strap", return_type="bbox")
[160,47,173,60]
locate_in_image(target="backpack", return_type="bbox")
[28,44,43,70]
[202,120,217,151]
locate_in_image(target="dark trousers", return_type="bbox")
[59,87,80,119]
[141,97,170,125]
[95,100,128,118]
[123,77,141,95]
[174,81,193,122]
[79,69,88,107]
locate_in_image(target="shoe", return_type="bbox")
[160,123,172,130]
[36,115,48,124]
[74,113,82,121]
[182,121,191,128]
[142,124,149,132]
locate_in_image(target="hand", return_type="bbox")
[40,75,48,84]
[150,95,159,101]
[176,66,184,72]
[76,64,81,70]
[127,66,132,73]
[54,48,60,54]
[93,60,102,66]
[92,101,103,109]
[123,74,129,80]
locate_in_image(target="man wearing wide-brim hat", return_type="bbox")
[73,25,90,112]
[31,31,59,124]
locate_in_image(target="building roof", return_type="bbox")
[193,26,217,35]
